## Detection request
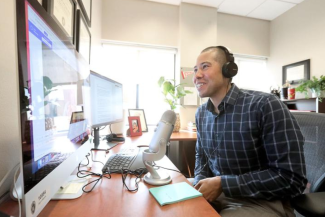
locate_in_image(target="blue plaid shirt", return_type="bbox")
[194,84,307,200]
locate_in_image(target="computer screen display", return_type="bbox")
[89,71,124,128]
[16,0,92,216]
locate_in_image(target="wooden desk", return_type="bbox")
[171,130,197,141]
[131,129,197,143]
[0,134,218,217]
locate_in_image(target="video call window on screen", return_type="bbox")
[25,8,87,178]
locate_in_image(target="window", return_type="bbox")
[233,55,272,93]
[102,43,177,125]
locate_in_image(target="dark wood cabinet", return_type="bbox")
[282,98,325,113]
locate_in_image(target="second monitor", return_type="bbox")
[89,71,124,149]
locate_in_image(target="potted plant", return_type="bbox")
[158,76,192,132]
[296,75,325,102]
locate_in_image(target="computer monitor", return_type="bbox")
[16,0,92,216]
[88,71,124,149]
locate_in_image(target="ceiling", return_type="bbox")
[145,0,305,21]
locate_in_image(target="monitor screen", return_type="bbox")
[16,0,92,216]
[89,71,124,128]
[86,71,124,149]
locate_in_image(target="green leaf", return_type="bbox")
[158,77,193,110]
[177,86,186,95]
[295,75,325,103]
[162,81,173,95]
[158,76,165,87]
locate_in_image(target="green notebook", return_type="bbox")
[149,182,202,206]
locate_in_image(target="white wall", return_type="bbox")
[0,0,21,197]
[179,3,218,67]
[179,3,218,129]
[217,13,270,57]
[102,0,179,47]
[268,0,325,91]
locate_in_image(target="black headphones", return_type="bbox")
[216,46,238,78]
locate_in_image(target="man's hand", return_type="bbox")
[194,177,223,202]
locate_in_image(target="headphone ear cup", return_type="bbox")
[222,62,238,78]
[106,135,112,142]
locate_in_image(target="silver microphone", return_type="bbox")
[149,110,177,153]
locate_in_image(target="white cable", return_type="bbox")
[13,167,21,217]
[0,163,19,197]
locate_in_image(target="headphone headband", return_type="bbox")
[216,46,233,62]
[215,46,238,78]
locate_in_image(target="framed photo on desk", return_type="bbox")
[128,109,148,132]
[128,116,142,137]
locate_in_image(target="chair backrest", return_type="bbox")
[292,112,325,193]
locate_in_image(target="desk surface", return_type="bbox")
[0,132,218,217]
[133,129,197,142]
[171,130,197,141]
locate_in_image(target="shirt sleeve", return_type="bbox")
[193,110,209,186]
[221,96,307,200]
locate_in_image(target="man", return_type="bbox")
[192,46,307,217]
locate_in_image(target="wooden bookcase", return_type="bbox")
[281,98,325,113]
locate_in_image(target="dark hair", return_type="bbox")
[201,46,232,82]
[201,47,227,66]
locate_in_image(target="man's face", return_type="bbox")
[193,50,227,100]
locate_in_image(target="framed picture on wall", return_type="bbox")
[43,0,77,45]
[76,10,91,63]
[77,0,92,27]
[282,59,310,85]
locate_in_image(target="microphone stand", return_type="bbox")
[142,139,172,185]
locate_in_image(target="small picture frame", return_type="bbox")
[76,9,91,63]
[128,109,148,132]
[128,116,142,137]
[70,111,84,123]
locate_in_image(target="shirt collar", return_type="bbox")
[206,83,240,114]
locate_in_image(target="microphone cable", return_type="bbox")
[77,152,112,193]
[152,162,190,178]
[197,99,228,177]
[119,168,147,192]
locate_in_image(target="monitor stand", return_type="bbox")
[92,141,120,151]
[92,127,120,151]
[11,173,87,201]
[51,175,88,200]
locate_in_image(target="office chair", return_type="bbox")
[290,112,325,217]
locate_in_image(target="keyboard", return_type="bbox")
[102,147,147,174]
